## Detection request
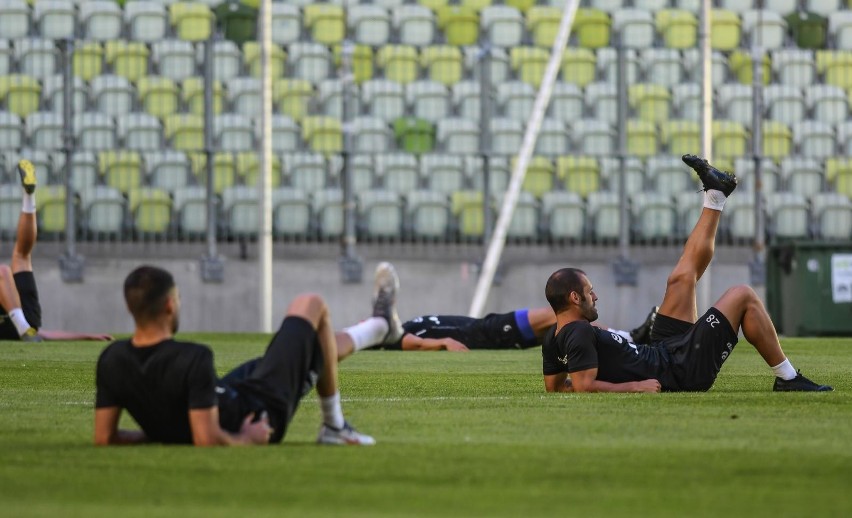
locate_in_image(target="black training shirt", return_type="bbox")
[95,339,218,444]
[542,321,673,385]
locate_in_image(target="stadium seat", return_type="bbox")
[780,156,824,197]
[358,190,403,239]
[236,152,281,188]
[421,46,463,86]
[489,118,523,156]
[271,187,312,238]
[105,41,150,83]
[75,112,115,151]
[838,121,852,154]
[510,47,548,88]
[126,1,168,43]
[829,11,852,50]
[0,42,10,78]
[301,116,342,155]
[34,0,75,39]
[15,39,58,80]
[0,0,30,39]
[183,77,223,116]
[437,5,479,45]
[512,155,553,198]
[437,117,479,154]
[596,47,639,85]
[317,79,349,120]
[99,150,142,195]
[587,190,620,241]
[332,43,374,85]
[152,40,196,82]
[629,84,671,123]
[304,3,345,45]
[827,156,852,197]
[116,113,160,152]
[26,111,62,150]
[451,81,481,120]
[659,120,700,157]
[526,6,561,48]
[631,192,676,240]
[40,75,84,115]
[35,184,67,234]
[421,154,465,194]
[793,120,835,160]
[671,82,700,120]
[656,9,698,49]
[362,79,405,122]
[283,152,327,192]
[719,193,757,242]
[481,6,523,48]
[128,187,172,235]
[169,2,214,42]
[612,9,655,48]
[164,113,204,152]
[348,5,391,46]
[0,184,22,235]
[80,1,122,41]
[273,78,314,122]
[145,150,189,191]
[136,76,178,121]
[549,83,584,123]
[541,191,585,240]
[729,50,772,86]
[811,192,852,239]
[710,9,742,50]
[806,0,842,17]
[0,75,41,119]
[376,45,418,85]
[347,155,376,192]
[464,46,509,86]
[573,8,612,49]
[190,152,236,194]
[395,5,435,46]
[406,190,450,239]
[498,191,539,239]
[647,155,697,196]
[450,190,487,239]
[682,49,728,86]
[350,117,392,154]
[741,10,786,49]
[220,186,259,237]
[88,75,133,118]
[785,10,827,50]
[212,0,257,46]
[72,42,104,82]
[561,48,596,87]
[572,119,615,157]
[556,155,600,198]
[762,120,793,161]
[589,0,626,12]
[407,80,450,123]
[601,156,646,193]
[498,81,536,121]
[65,151,98,194]
[717,84,754,128]
[585,82,617,124]
[80,185,126,236]
[732,157,780,193]
[766,191,810,239]
[807,84,848,125]
[393,117,435,154]
[214,113,253,152]
[268,3,299,45]
[227,77,261,117]
[466,155,510,193]
[627,119,658,158]
[817,50,852,90]
[313,188,344,238]
[289,42,332,84]
[172,185,208,236]
[240,42,286,79]
[536,119,568,157]
[376,153,420,193]
[764,85,806,126]
[772,49,816,88]
[0,112,23,150]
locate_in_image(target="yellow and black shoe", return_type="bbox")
[20,327,43,343]
[18,159,37,194]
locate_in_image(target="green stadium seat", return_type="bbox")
[164,114,204,152]
[660,119,700,157]
[137,76,179,121]
[561,48,596,87]
[656,9,697,49]
[99,151,142,195]
[816,50,852,90]
[378,45,419,84]
[36,184,68,234]
[511,155,554,199]
[238,152,282,188]
[243,42,286,79]
[573,8,611,49]
[437,5,479,45]
[183,77,224,116]
[826,156,852,197]
[128,187,172,235]
[712,120,748,159]
[729,50,771,85]
[451,190,486,239]
[273,79,314,122]
[73,42,104,82]
[711,9,742,50]
[762,120,792,161]
[557,155,600,199]
[627,119,659,158]
[302,116,343,155]
[510,47,548,88]
[527,7,562,48]
[332,44,374,84]
[629,84,671,123]
[787,10,828,49]
[421,45,463,86]
[169,2,214,42]
[214,0,257,45]
[393,117,435,154]
[304,4,345,45]
[105,41,150,83]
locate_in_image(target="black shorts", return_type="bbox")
[393,310,539,350]
[653,308,739,391]
[0,272,41,340]
[217,316,322,443]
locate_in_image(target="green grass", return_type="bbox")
[1,336,851,517]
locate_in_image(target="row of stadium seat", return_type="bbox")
[1,182,849,242]
[3,0,852,50]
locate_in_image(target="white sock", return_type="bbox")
[343,317,388,351]
[607,328,633,342]
[9,308,32,336]
[771,359,797,380]
[21,194,36,214]
[320,392,345,429]
[703,189,727,211]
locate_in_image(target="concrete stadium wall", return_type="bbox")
[28,245,756,336]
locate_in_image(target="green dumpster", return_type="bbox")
[767,241,852,336]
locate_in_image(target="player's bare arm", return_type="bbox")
[401,334,469,351]
[93,407,148,445]
[37,330,113,341]
[568,368,661,393]
[544,372,572,392]
[189,407,272,446]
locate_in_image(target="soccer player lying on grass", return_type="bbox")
[541,154,833,394]
[0,159,111,343]
[94,265,404,447]
[339,263,657,355]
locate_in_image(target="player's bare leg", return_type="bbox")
[658,155,737,323]
[12,159,37,274]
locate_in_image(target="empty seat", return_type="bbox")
[221,185,259,236]
[573,8,612,49]
[627,119,658,158]
[764,85,805,126]
[465,46,509,85]
[741,10,786,49]
[270,115,300,153]
[648,155,697,196]
[438,5,479,45]
[671,82,700,120]
[572,119,615,156]
[137,76,178,120]
[128,187,172,234]
[729,50,771,86]
[0,112,23,150]
[541,191,585,240]
[600,156,645,193]
[80,1,123,41]
[732,157,780,193]
[126,1,168,42]
[498,191,539,239]
[762,120,793,161]
[772,49,815,88]
[289,42,332,84]
[806,0,841,18]
[81,185,126,235]
[451,190,487,239]
[169,2,213,42]
[406,190,449,238]
[710,9,742,50]
[393,117,435,154]
[512,155,554,198]
[827,157,852,197]
[631,192,676,240]
[421,45,463,86]
[377,45,418,84]
[0,75,42,119]
[215,113,253,152]
[362,79,405,121]
[838,121,852,154]
[284,152,328,192]
[105,41,150,83]
[713,120,748,159]
[99,150,142,194]
[656,9,698,49]
[41,74,85,114]
[550,83,584,123]
[766,192,809,239]
[271,187,311,238]
[793,120,835,159]
[270,3,300,45]
[332,43,374,85]
[640,49,685,88]
[829,11,852,50]
[779,156,824,197]
[561,48,596,87]
[421,154,465,194]
[302,116,342,154]
[407,80,449,122]
[489,118,523,156]
[498,81,536,121]
[313,188,344,238]
[629,84,671,123]
[72,41,104,82]
[34,0,75,39]
[317,78,353,120]
[451,81,481,120]
[817,50,852,90]
[482,5,523,47]
[536,119,568,157]
[183,76,224,115]
[351,117,392,153]
[171,185,208,235]
[811,192,852,240]
[15,39,58,79]
[304,3,345,45]
[358,190,402,239]
[806,84,848,125]
[349,5,391,46]
[26,111,63,150]
[660,119,700,157]
[164,113,204,151]
[395,4,435,46]
[596,47,639,84]
[717,84,753,127]
[145,150,189,191]
[273,78,314,122]
[237,152,282,188]
[510,46,549,88]
[35,184,67,234]
[376,153,419,192]
[89,75,133,117]
[227,77,261,116]
[612,9,655,48]
[152,40,196,82]
[437,117,479,154]
[116,113,161,151]
[75,112,115,151]
[0,0,30,39]
[556,155,600,198]
[720,193,758,242]
[587,190,620,241]
[682,49,727,86]
[526,6,561,48]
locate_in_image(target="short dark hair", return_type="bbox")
[545,268,587,313]
[124,266,176,324]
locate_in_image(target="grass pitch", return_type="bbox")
[1,335,850,517]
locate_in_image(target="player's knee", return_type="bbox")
[285,293,328,325]
[666,269,695,290]
[726,284,758,303]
